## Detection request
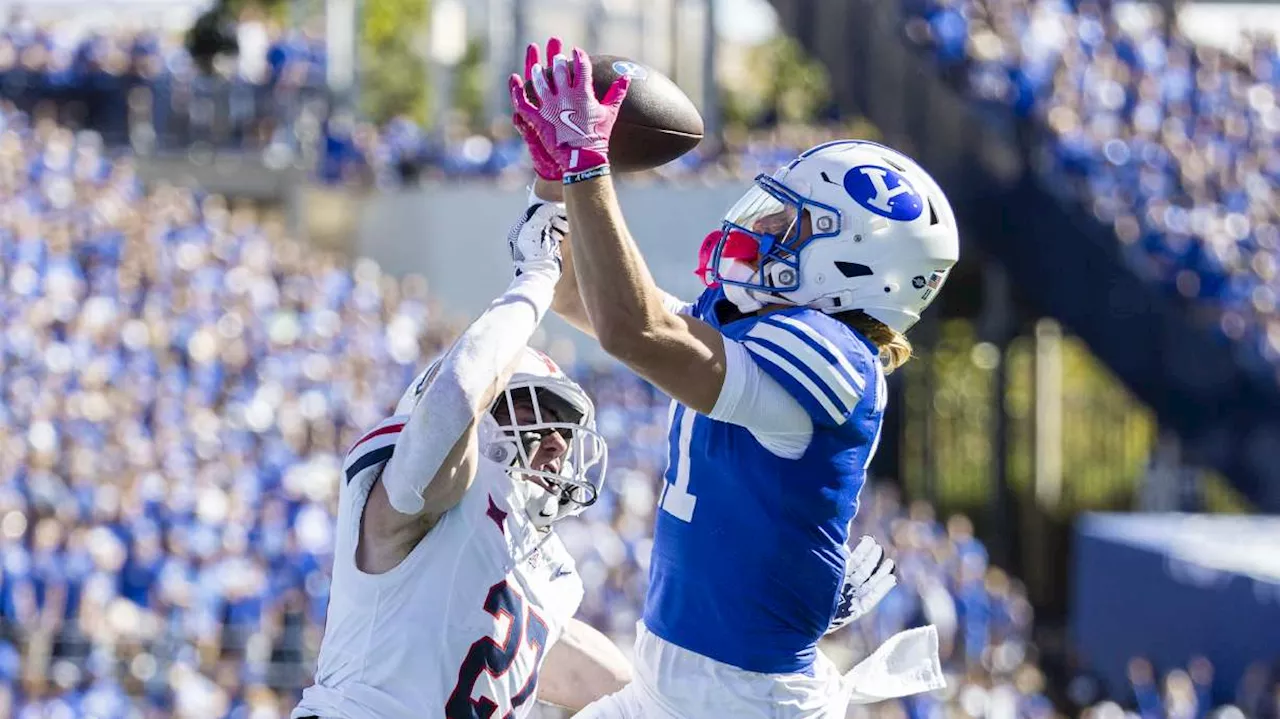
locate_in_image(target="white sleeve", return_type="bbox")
[660,292,693,316]
[381,268,558,515]
[708,339,814,459]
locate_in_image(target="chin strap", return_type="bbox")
[512,478,560,530]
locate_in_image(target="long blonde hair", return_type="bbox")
[837,311,913,373]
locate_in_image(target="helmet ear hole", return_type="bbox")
[927,199,940,226]
[835,261,873,279]
[487,444,513,464]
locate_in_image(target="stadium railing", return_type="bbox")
[0,71,333,156]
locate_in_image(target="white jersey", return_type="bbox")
[294,415,586,719]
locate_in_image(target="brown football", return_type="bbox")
[524,55,704,172]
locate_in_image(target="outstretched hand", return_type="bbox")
[508,39,630,179]
[507,202,567,279]
[513,39,565,182]
[826,536,898,634]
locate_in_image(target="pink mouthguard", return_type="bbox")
[695,229,759,288]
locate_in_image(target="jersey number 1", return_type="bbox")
[659,404,697,522]
[446,580,549,719]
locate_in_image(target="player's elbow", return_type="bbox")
[595,322,639,361]
[596,323,658,365]
[431,359,487,414]
[593,307,670,362]
[552,296,596,339]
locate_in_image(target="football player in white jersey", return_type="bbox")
[292,203,632,719]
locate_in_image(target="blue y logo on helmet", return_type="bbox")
[843,165,923,221]
[611,60,648,80]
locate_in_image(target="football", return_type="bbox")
[524,55,704,172]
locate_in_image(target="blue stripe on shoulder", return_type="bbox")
[346,445,395,484]
[760,315,863,395]
[743,334,849,416]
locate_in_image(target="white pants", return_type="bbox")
[574,623,944,719]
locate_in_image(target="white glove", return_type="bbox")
[508,201,566,277]
[826,535,897,634]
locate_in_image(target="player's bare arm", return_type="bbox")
[536,178,693,342]
[358,205,564,571]
[553,231,594,336]
[564,177,727,414]
[530,177,595,338]
[537,618,633,712]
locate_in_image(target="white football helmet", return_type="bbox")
[703,140,959,333]
[396,348,607,529]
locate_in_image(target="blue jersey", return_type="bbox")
[642,288,887,674]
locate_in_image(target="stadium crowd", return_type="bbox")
[0,94,1059,717]
[1,6,1275,719]
[313,115,889,188]
[902,0,1280,374]
[0,99,449,716]
[0,11,884,187]
[1073,656,1280,719]
[898,1,1280,714]
[0,9,327,152]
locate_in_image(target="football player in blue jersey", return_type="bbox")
[510,41,958,718]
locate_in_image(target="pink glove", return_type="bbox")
[513,40,565,182]
[508,40,630,179]
[514,114,562,182]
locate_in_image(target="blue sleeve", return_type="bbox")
[739,311,873,428]
[690,287,720,321]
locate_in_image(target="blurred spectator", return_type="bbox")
[904,0,1280,377]
[0,97,465,713]
[0,11,1079,718]
[0,11,902,192]
[0,9,329,154]
[1071,652,1280,718]
[0,94,1054,713]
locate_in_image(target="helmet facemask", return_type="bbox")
[484,381,607,530]
[706,173,844,312]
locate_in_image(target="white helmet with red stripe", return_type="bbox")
[396,347,607,529]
